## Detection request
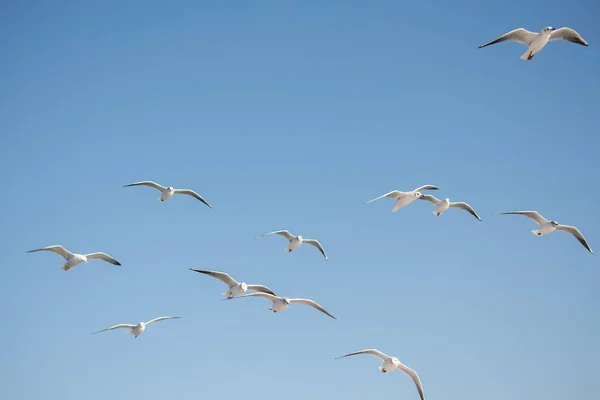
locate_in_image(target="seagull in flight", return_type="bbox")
[233,292,336,319]
[419,194,481,221]
[256,230,328,260]
[122,180,213,208]
[498,211,593,253]
[27,245,121,271]
[479,26,588,60]
[364,185,440,213]
[336,349,424,400]
[91,316,181,338]
[189,268,277,299]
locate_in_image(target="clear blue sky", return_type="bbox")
[1,1,598,399]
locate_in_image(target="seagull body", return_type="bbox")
[256,230,328,260]
[498,211,593,253]
[479,26,588,60]
[91,316,181,338]
[122,181,213,208]
[189,268,277,299]
[27,245,121,271]
[234,292,336,319]
[336,349,424,400]
[419,195,481,221]
[364,185,440,213]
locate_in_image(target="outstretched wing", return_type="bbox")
[122,181,166,192]
[479,28,537,48]
[418,194,442,206]
[27,245,74,260]
[256,230,295,241]
[91,324,135,335]
[363,191,403,204]
[413,185,440,192]
[449,202,482,221]
[497,211,548,225]
[190,269,238,288]
[335,348,391,361]
[397,362,426,400]
[145,316,181,326]
[556,225,593,253]
[173,189,213,208]
[289,298,336,319]
[550,27,588,46]
[303,239,328,260]
[85,252,121,265]
[233,292,279,302]
[246,284,278,296]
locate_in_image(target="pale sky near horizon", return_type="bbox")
[1,1,599,399]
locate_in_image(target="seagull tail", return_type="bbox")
[61,264,71,271]
[520,50,534,60]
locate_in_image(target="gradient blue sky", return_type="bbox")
[1,1,599,399]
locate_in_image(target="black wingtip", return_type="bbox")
[114,261,122,266]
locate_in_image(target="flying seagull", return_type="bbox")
[336,349,424,400]
[233,292,336,319]
[256,230,328,260]
[498,211,593,253]
[91,316,181,338]
[27,245,121,271]
[189,268,277,299]
[122,180,213,208]
[419,194,481,221]
[479,26,588,60]
[364,185,440,213]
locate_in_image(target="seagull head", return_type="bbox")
[167,186,174,192]
[240,282,248,292]
[81,255,88,263]
[391,357,400,366]
[282,298,291,306]
[550,220,559,227]
[543,26,556,32]
[414,191,423,198]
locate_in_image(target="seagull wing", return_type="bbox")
[289,298,336,319]
[363,191,403,204]
[91,324,136,335]
[335,349,391,361]
[397,362,426,400]
[256,230,295,241]
[173,189,213,208]
[449,202,482,221]
[246,285,278,296]
[413,185,440,192]
[479,28,538,48]
[555,225,593,253]
[27,245,74,260]
[189,269,238,287]
[302,239,329,260]
[497,211,548,226]
[145,316,181,326]
[418,194,442,206]
[550,27,588,46]
[233,292,279,302]
[122,181,167,192]
[85,252,121,265]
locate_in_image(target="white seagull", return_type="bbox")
[479,26,588,60]
[336,349,425,400]
[189,268,278,299]
[122,180,213,208]
[498,211,593,253]
[91,316,181,338]
[256,230,328,260]
[364,185,440,213]
[27,245,121,271]
[233,292,336,319]
[419,194,481,221]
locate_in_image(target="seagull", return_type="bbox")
[27,245,121,271]
[256,230,328,260]
[233,292,336,319]
[419,194,481,221]
[189,268,277,299]
[91,316,181,338]
[122,180,213,208]
[498,211,593,253]
[364,185,440,213]
[479,26,588,60]
[336,349,424,400]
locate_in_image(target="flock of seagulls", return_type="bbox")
[23,24,592,400]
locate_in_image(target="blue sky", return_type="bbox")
[1,1,599,399]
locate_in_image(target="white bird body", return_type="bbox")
[287,236,303,252]
[122,180,213,208]
[189,269,277,299]
[434,198,451,216]
[522,28,553,60]
[256,230,328,260]
[234,292,336,319]
[363,185,440,213]
[91,316,181,338]
[27,245,121,271]
[270,297,291,313]
[419,194,482,221]
[160,187,175,201]
[533,221,556,236]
